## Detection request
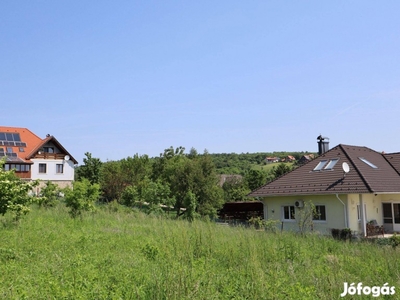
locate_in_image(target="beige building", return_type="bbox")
[249,138,400,236]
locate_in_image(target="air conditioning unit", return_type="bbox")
[295,200,304,208]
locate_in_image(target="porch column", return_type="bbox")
[359,194,366,237]
[263,201,268,220]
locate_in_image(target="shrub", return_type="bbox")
[0,159,38,221]
[37,181,60,208]
[389,234,400,248]
[141,243,159,260]
[63,179,100,218]
[248,217,279,232]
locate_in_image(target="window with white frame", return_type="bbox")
[282,205,295,221]
[313,205,326,221]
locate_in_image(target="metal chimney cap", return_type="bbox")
[317,135,329,141]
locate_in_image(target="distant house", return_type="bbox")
[265,156,280,163]
[249,137,400,237]
[298,154,314,164]
[280,156,296,163]
[0,126,77,193]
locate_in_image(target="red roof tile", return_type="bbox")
[0,126,77,164]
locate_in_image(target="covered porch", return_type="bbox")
[349,193,400,237]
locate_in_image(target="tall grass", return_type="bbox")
[0,204,399,299]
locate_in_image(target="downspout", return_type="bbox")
[359,194,367,237]
[336,194,348,228]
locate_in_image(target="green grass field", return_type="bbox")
[1,203,399,299]
[251,162,295,172]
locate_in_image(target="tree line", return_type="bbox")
[75,147,304,218]
[209,151,313,175]
[76,147,224,220]
[0,147,305,222]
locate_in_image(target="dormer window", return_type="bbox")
[359,157,378,169]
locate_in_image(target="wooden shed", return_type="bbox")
[218,201,264,222]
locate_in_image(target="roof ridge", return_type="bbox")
[384,151,400,155]
[339,144,373,193]
[382,152,400,176]
[25,135,78,164]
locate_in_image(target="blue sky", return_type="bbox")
[1,1,400,164]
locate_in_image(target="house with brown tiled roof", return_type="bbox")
[0,126,77,193]
[298,154,314,164]
[280,156,296,163]
[249,137,400,236]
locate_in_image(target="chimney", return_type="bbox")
[317,135,329,155]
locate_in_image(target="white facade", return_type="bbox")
[30,158,75,181]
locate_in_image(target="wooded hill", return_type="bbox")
[209,151,316,175]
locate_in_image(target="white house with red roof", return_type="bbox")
[0,126,77,192]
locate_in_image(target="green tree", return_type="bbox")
[141,178,175,213]
[222,176,249,202]
[272,163,292,179]
[101,154,152,202]
[75,152,102,184]
[153,147,223,218]
[100,160,125,201]
[64,179,100,218]
[0,159,38,220]
[120,185,140,207]
[184,190,197,222]
[297,201,317,234]
[244,169,268,191]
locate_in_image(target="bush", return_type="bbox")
[248,217,279,232]
[0,159,38,221]
[63,179,100,218]
[37,181,60,208]
[389,234,400,248]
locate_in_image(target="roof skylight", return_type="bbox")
[324,158,339,170]
[359,157,378,169]
[313,160,328,171]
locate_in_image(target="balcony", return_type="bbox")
[35,152,66,160]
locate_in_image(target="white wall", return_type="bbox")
[262,194,348,234]
[30,159,74,181]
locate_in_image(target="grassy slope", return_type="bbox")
[1,204,399,299]
[251,162,295,172]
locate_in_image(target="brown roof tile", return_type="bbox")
[249,144,400,197]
